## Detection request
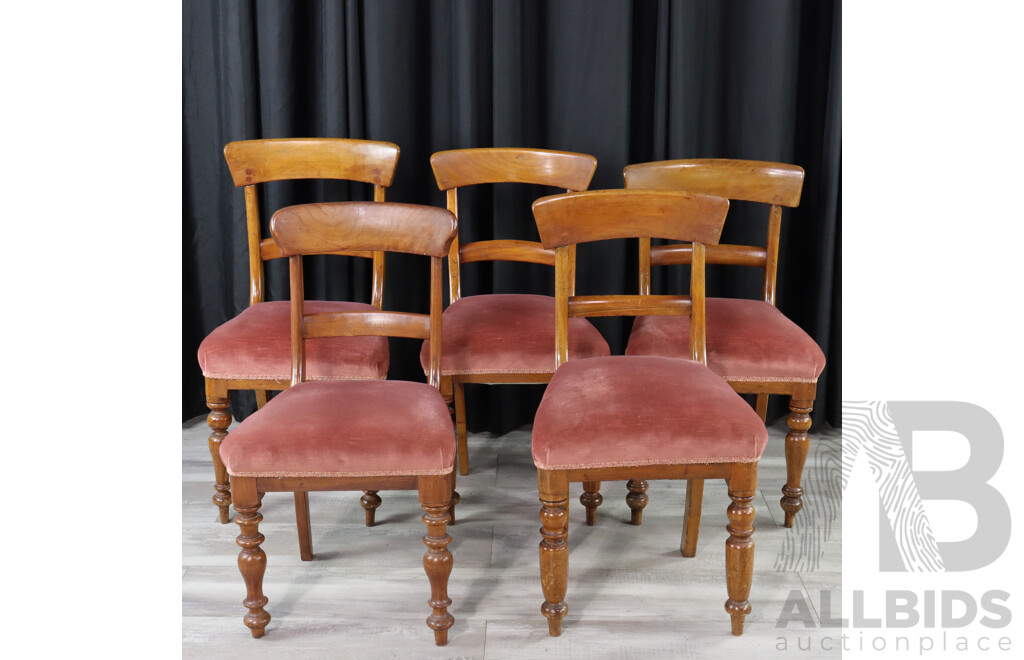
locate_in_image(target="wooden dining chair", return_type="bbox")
[218,200,459,644]
[530,190,769,636]
[421,148,610,474]
[621,159,824,549]
[199,139,399,548]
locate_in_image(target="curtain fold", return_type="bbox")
[183,0,841,429]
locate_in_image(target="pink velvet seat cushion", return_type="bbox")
[532,356,768,470]
[220,380,455,477]
[625,298,825,383]
[419,294,610,376]
[198,301,389,382]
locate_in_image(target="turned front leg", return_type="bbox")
[580,481,602,526]
[781,398,813,527]
[626,479,649,525]
[420,474,455,646]
[725,464,757,636]
[205,383,232,524]
[538,470,569,636]
[234,478,270,638]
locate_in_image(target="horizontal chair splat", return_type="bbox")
[260,238,374,262]
[568,295,691,318]
[303,311,431,339]
[458,239,556,266]
[651,243,767,268]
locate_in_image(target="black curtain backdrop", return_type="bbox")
[183,0,841,432]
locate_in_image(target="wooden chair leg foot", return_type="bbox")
[725,464,756,636]
[206,390,232,524]
[539,470,569,637]
[234,479,270,638]
[543,603,568,636]
[626,479,649,525]
[421,475,454,645]
[361,490,382,527]
[780,398,813,528]
[681,478,704,557]
[727,600,751,636]
[580,481,602,526]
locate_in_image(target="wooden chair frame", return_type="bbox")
[531,190,760,636]
[206,138,400,531]
[232,201,459,644]
[625,158,814,534]
[429,148,597,474]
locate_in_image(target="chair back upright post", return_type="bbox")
[531,190,730,369]
[429,148,598,304]
[269,202,458,389]
[224,138,402,309]
[624,159,803,305]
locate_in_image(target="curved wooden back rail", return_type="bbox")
[430,148,597,303]
[270,201,458,389]
[532,189,729,368]
[224,138,401,309]
[431,147,597,190]
[624,159,804,304]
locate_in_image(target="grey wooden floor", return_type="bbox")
[183,414,841,659]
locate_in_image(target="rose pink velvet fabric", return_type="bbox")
[418,294,610,375]
[198,301,389,381]
[220,380,455,477]
[532,356,768,470]
[625,298,825,383]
